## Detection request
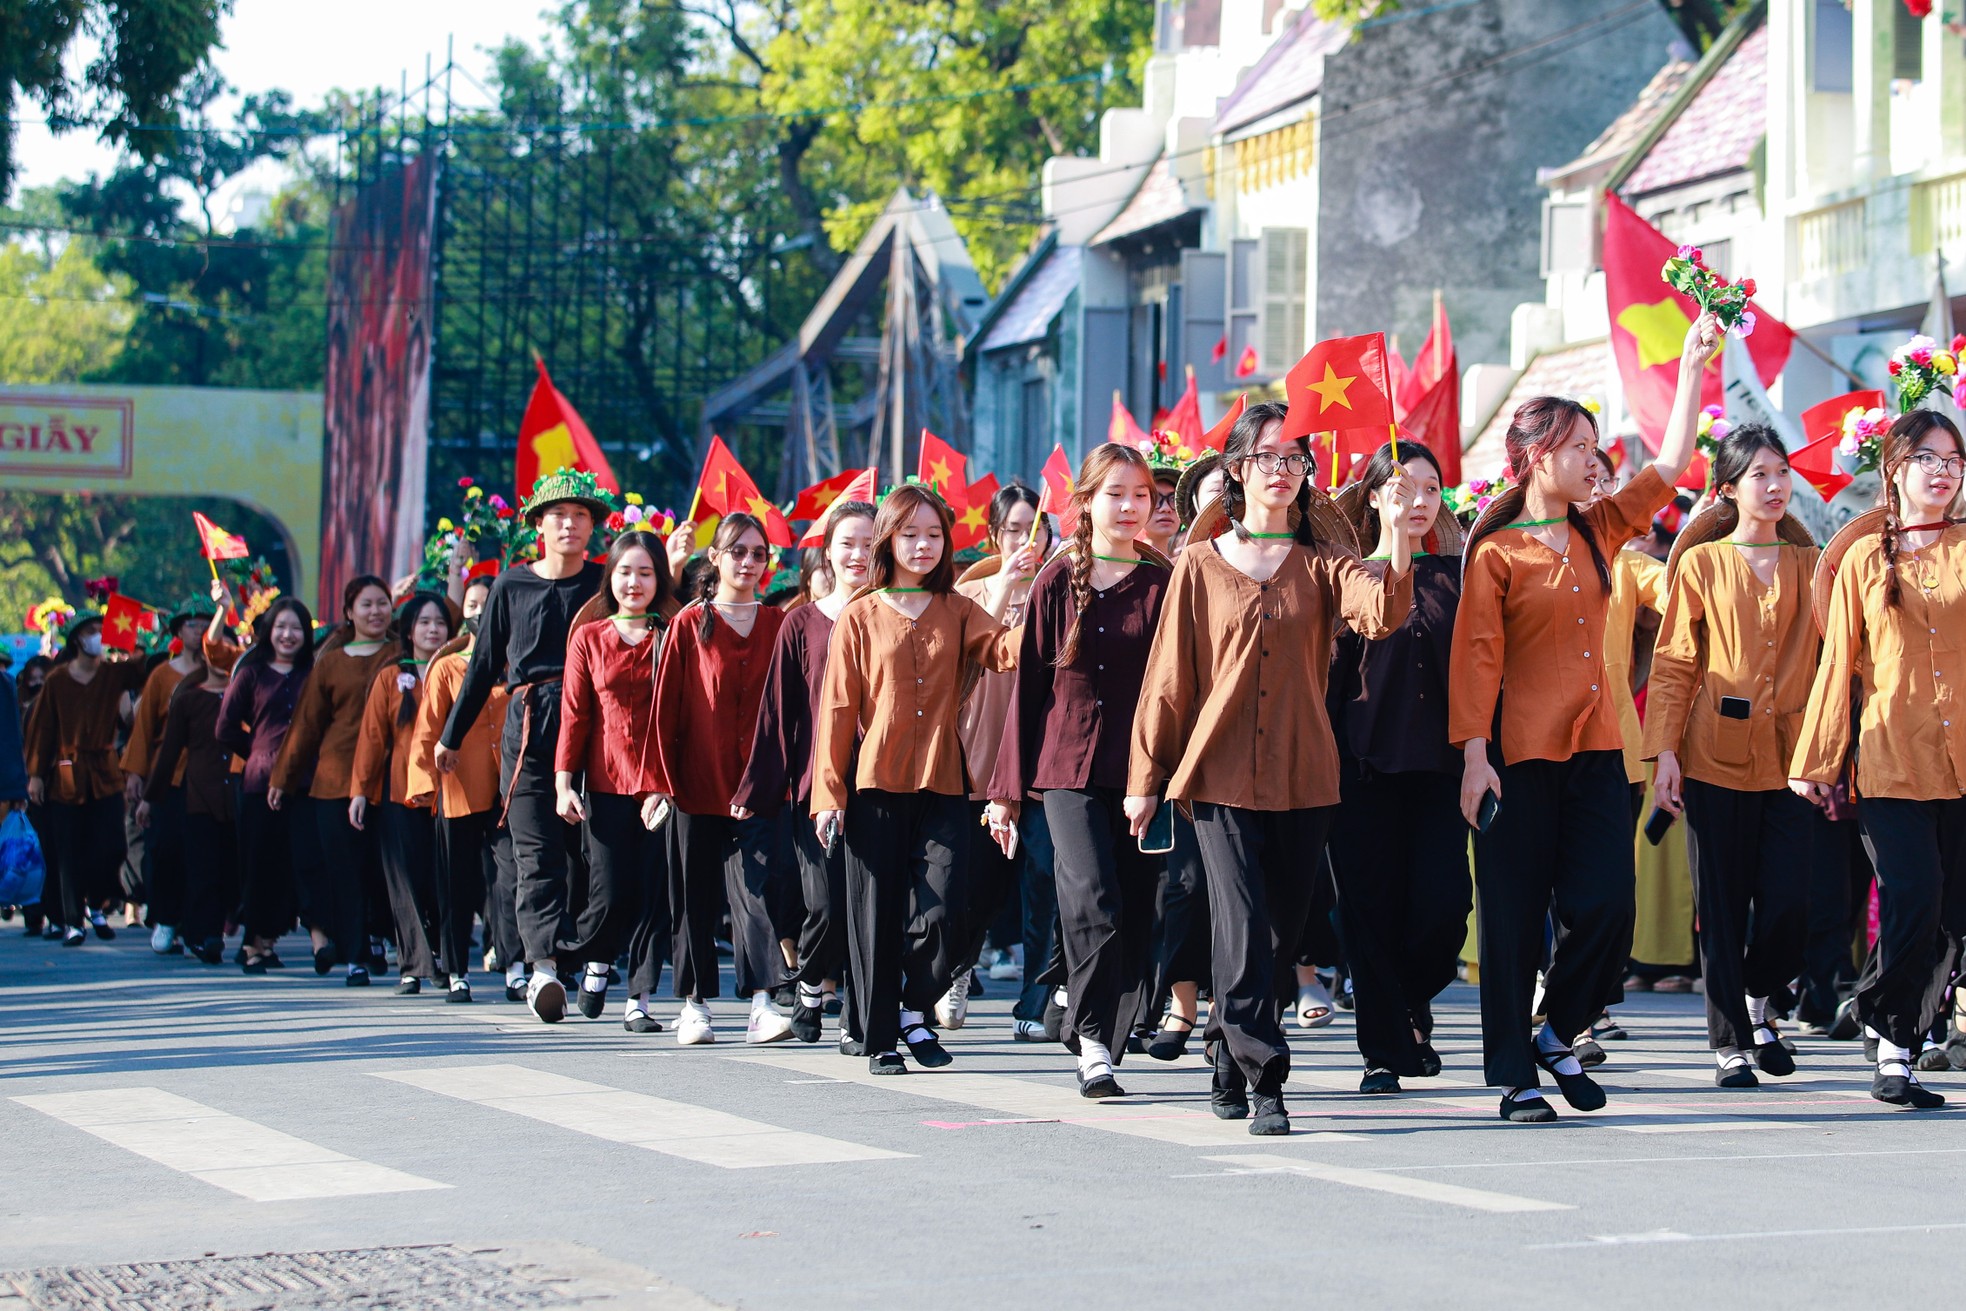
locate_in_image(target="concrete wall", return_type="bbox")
[1313,0,1684,366]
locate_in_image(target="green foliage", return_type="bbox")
[0,189,133,383]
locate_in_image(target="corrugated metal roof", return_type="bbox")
[1463,340,1610,480]
[1091,157,1201,246]
[1212,7,1350,137]
[1621,24,1766,196]
[977,244,1082,352]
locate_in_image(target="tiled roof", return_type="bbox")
[1621,24,1766,196]
[977,245,1083,352]
[1091,156,1201,246]
[1544,57,1696,184]
[1212,6,1351,137]
[1463,340,1610,480]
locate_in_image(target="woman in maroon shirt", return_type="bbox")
[988,443,1169,1098]
[651,512,788,1046]
[556,530,674,1028]
[732,498,877,1045]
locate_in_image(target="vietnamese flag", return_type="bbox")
[1202,393,1246,452]
[1604,193,1793,451]
[790,467,871,524]
[690,435,793,547]
[1037,443,1080,538]
[1108,393,1148,447]
[1234,345,1260,378]
[797,467,876,545]
[1280,332,1394,444]
[1211,335,1228,365]
[953,472,999,550]
[1401,371,1463,484]
[1800,389,1887,443]
[1166,368,1205,456]
[917,430,969,508]
[514,358,620,504]
[1788,435,1853,501]
[192,510,250,561]
[103,593,143,652]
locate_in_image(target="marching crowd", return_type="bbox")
[6,308,1966,1131]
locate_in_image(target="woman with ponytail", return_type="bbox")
[1450,310,1714,1123]
[1644,425,1820,1088]
[270,574,397,985]
[350,591,456,996]
[988,443,1169,1097]
[1792,408,1966,1108]
[557,529,675,1029]
[650,512,789,1045]
[733,499,878,1046]
[1128,400,1415,1134]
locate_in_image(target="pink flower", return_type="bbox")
[1955,380,1966,409]
[622,505,644,524]
[1913,345,1935,366]
[1701,404,1725,421]
[1709,418,1732,441]
[1838,433,1861,458]
[1738,310,1756,338]
[1675,245,1694,260]
[489,495,507,510]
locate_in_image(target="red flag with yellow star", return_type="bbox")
[1202,393,1246,452]
[1280,333,1394,444]
[691,435,793,547]
[953,472,998,550]
[797,468,876,545]
[192,510,250,561]
[103,593,143,652]
[917,430,969,509]
[1037,444,1079,539]
[1604,193,1791,451]
[514,358,620,504]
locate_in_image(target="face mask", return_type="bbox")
[461,615,479,636]
[79,635,104,658]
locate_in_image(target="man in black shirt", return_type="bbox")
[439,469,611,1022]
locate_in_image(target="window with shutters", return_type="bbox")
[1225,229,1306,384]
[1813,0,1853,93]
[1895,2,1925,83]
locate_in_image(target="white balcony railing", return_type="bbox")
[1792,198,1869,282]
[1911,171,1966,255]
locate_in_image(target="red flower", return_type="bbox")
[1888,359,1904,375]
[168,637,183,657]
[1952,333,1965,354]
[606,512,627,531]
[497,506,515,519]
[1739,278,1757,297]
[458,476,474,488]
[1907,0,1934,17]
[1691,248,1705,268]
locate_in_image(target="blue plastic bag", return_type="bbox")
[0,808,46,906]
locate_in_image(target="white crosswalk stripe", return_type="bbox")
[11,1088,449,1201]
[1202,1153,1573,1213]
[375,1063,910,1169]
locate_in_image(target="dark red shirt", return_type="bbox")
[652,602,784,816]
[557,620,664,796]
[732,603,834,815]
[990,553,1169,799]
[215,661,303,796]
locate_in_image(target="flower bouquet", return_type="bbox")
[1885,333,1966,413]
[1442,475,1506,520]
[1835,402,1892,475]
[1661,246,1757,337]
[1695,404,1733,461]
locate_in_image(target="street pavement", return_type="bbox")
[2,927,1963,1310]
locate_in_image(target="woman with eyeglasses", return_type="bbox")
[1128,400,1414,1135]
[1792,409,1966,1109]
[1450,311,1712,1123]
[649,513,790,1046]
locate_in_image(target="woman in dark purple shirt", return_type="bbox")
[215,597,314,972]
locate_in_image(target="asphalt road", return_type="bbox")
[2,927,1962,1310]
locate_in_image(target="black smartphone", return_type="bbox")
[1475,790,1501,833]
[1139,798,1175,854]
[1718,695,1752,720]
[1643,806,1676,846]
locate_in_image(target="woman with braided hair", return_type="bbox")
[987,443,1170,1097]
[1792,408,1966,1109]
[1450,310,1713,1123]
[1128,401,1415,1135]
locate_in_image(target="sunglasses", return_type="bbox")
[720,545,772,563]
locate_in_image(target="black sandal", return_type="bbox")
[1534,1044,1606,1111]
[902,1024,952,1069]
[1148,1017,1195,1062]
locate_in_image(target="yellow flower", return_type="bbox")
[465,486,484,500]
[437,517,454,532]
[1579,396,1602,415]
[625,492,643,506]
[1938,352,1958,375]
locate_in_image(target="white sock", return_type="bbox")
[1078,1038,1114,1079]
[751,990,774,1011]
[1746,994,1770,1025]
[1052,987,1068,1007]
[1877,1033,1914,1076]
[798,982,824,1007]
[348,962,364,976]
[582,964,608,993]
[1506,1085,1545,1102]
[1716,1047,1749,1069]
[625,994,648,1018]
[506,962,526,986]
[1535,1022,1583,1076]
[450,974,467,987]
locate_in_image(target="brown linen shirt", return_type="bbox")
[1642,541,1822,792]
[1128,538,1413,812]
[811,590,1019,814]
[954,575,1028,802]
[409,649,505,816]
[270,644,397,799]
[1792,525,1966,800]
[121,661,188,781]
[23,659,144,804]
[146,682,234,820]
[352,663,427,809]
[1448,466,1674,763]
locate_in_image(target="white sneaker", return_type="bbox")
[676,1000,715,1046]
[1295,979,1335,1029]
[935,976,971,1030]
[526,971,566,1024]
[149,924,177,954]
[746,996,795,1045]
[987,949,1022,982]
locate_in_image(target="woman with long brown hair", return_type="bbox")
[1792,408,1966,1108]
[1128,401,1414,1134]
[812,484,1020,1073]
[1450,311,1712,1122]
[989,443,1168,1096]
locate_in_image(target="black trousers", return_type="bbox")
[439,810,506,976]
[376,801,440,979]
[236,791,295,944]
[1472,750,1634,1090]
[1191,802,1335,1092]
[791,806,847,986]
[143,790,188,928]
[565,790,650,966]
[301,796,373,967]
[1855,796,1966,1050]
[502,684,586,964]
[1328,767,1472,1075]
[1797,810,1871,1024]
[40,794,124,928]
[1292,852,1343,969]
[1044,787,1159,1059]
[1153,811,1211,1000]
[180,810,238,946]
[670,809,781,998]
[957,799,1020,980]
[1681,778,1812,1050]
[627,815,673,997]
[842,789,966,1056]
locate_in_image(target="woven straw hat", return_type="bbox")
[1334,479,1466,557]
[1185,486,1359,555]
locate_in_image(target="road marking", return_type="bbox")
[1606,1119,1800,1134]
[11,1088,447,1202]
[375,1064,908,1169]
[1527,1220,1966,1250]
[1202,1153,1572,1214]
[727,1048,1365,1147]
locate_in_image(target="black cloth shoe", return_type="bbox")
[1755,1037,1796,1077]
[790,1003,822,1044]
[869,1051,906,1075]
[1126,1030,1149,1056]
[1534,1045,1607,1111]
[1414,1040,1442,1078]
[241,955,268,976]
[193,937,225,965]
[1499,1090,1557,1123]
[903,1026,953,1069]
[1210,1046,1248,1120]
[838,1032,866,1057]
[1715,1061,1759,1089]
[1078,1070,1125,1099]
[1572,1036,1607,1069]
[623,1012,663,1033]
[346,966,370,987]
[90,913,115,941]
[260,952,284,969]
[576,981,607,1020]
[822,994,843,1017]
[394,977,420,996]
[1360,1068,1401,1095]
[1873,1068,1946,1109]
[1917,1045,1952,1072]
[446,979,473,1004]
[1828,997,1862,1041]
[1148,1020,1193,1062]
[62,927,85,947]
[1249,1092,1290,1136]
[313,945,334,976]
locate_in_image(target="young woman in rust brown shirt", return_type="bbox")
[1128,401,1415,1135]
[1450,310,1712,1123]
[1792,409,1966,1109]
[1644,425,1820,1089]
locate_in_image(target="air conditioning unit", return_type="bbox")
[1226,228,1306,383]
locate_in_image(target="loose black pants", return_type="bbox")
[40,794,123,929]
[501,684,586,964]
[1044,787,1159,1059]
[791,808,847,986]
[143,790,187,928]
[671,809,781,998]
[1472,750,1634,1090]
[1681,779,1812,1051]
[376,801,440,979]
[180,810,238,947]
[565,790,649,966]
[1855,796,1966,1050]
[1797,809,1871,1024]
[235,791,295,944]
[1191,801,1334,1092]
[1152,811,1211,1005]
[1328,767,1471,1075]
[301,796,373,967]
[842,789,966,1056]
